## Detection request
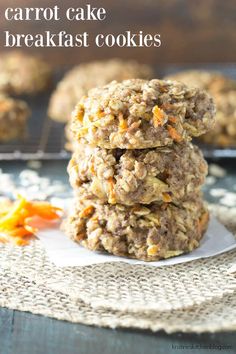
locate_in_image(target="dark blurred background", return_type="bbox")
[0,0,236,67]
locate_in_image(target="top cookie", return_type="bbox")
[71,79,215,149]
[48,59,153,122]
[0,51,52,95]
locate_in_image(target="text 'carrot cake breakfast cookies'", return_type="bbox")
[71,79,215,149]
[165,70,236,147]
[0,51,52,96]
[0,95,30,142]
[65,77,215,261]
[48,59,153,123]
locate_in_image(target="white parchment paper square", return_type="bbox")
[37,216,236,267]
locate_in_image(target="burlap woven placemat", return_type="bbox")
[0,204,236,333]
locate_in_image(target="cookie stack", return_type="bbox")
[64,79,215,261]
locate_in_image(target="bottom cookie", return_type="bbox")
[64,186,209,261]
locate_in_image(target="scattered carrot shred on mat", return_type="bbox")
[0,195,62,246]
[167,125,182,142]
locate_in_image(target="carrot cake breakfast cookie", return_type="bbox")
[71,79,215,149]
[48,59,153,123]
[200,90,236,146]
[165,70,236,94]
[0,51,52,95]
[64,185,209,261]
[68,142,207,205]
[0,95,30,142]
[165,70,236,147]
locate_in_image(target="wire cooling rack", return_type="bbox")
[0,76,71,161]
[0,64,236,160]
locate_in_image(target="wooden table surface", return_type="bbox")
[0,160,235,354]
[0,309,235,354]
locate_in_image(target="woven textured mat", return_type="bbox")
[0,242,236,314]
[0,205,236,332]
[0,268,236,333]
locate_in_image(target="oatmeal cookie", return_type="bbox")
[200,91,236,146]
[0,51,52,95]
[71,79,215,149]
[165,70,236,147]
[64,186,209,261]
[0,95,30,142]
[165,70,236,94]
[68,142,207,205]
[48,59,153,122]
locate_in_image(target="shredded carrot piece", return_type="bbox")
[108,177,116,204]
[0,100,12,112]
[118,114,128,132]
[168,116,178,123]
[14,237,31,246]
[75,104,84,122]
[198,211,209,233]
[152,105,166,127]
[167,125,182,142]
[79,206,95,218]
[147,244,160,256]
[97,109,105,118]
[27,201,62,220]
[0,195,62,246]
[90,163,96,175]
[89,157,96,176]
[162,193,172,203]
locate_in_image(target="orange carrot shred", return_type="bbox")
[79,206,95,218]
[89,157,96,176]
[75,104,84,122]
[118,114,128,132]
[167,125,182,142]
[162,193,172,203]
[198,211,209,233]
[168,116,178,123]
[0,195,62,246]
[152,105,167,127]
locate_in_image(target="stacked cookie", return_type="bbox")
[65,79,215,261]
